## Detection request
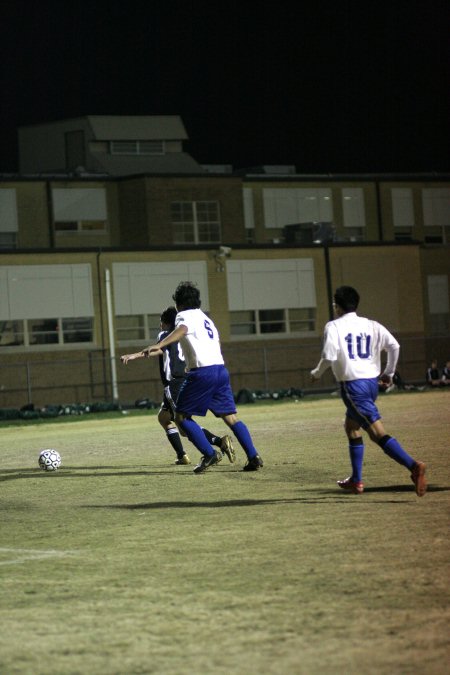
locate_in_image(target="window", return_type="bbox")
[394,227,413,242]
[0,232,17,249]
[116,314,160,344]
[392,188,415,227]
[0,318,94,348]
[110,140,165,155]
[230,308,316,337]
[112,261,210,344]
[0,321,24,346]
[0,189,18,247]
[422,188,450,243]
[0,264,94,350]
[227,258,317,339]
[263,188,333,229]
[171,201,221,244]
[52,188,107,234]
[344,227,365,242]
[342,188,366,232]
[230,310,256,336]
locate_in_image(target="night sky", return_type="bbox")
[1,0,449,174]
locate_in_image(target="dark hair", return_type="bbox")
[334,286,360,313]
[160,306,177,330]
[172,281,201,310]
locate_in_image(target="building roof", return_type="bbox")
[85,115,189,141]
[90,151,204,176]
[18,115,189,141]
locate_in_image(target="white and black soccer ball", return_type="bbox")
[38,449,62,472]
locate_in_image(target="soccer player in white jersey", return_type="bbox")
[142,281,263,474]
[310,286,427,496]
[121,306,235,466]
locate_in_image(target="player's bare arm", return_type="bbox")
[120,351,146,365]
[310,358,332,382]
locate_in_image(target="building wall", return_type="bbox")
[243,179,381,244]
[14,181,51,248]
[19,119,92,173]
[3,174,450,251]
[141,176,247,246]
[0,243,440,408]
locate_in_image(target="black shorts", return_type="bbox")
[160,379,184,418]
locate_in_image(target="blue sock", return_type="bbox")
[378,435,414,470]
[349,437,364,482]
[179,418,215,457]
[231,421,258,459]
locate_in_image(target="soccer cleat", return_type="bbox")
[242,454,264,472]
[220,435,236,463]
[193,450,223,474]
[175,454,191,465]
[337,477,364,494]
[411,461,427,497]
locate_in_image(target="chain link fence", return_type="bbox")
[0,336,448,411]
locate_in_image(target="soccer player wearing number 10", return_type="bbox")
[143,281,263,474]
[310,286,427,497]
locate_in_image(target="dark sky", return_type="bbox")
[1,0,449,174]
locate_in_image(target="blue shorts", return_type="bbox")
[340,378,381,429]
[175,364,237,417]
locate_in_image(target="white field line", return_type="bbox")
[0,548,77,566]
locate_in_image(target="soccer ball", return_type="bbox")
[38,449,62,472]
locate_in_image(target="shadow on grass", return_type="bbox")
[2,469,448,500]
[0,467,190,482]
[81,483,448,510]
[82,497,329,509]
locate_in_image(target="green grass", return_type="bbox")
[1,391,449,675]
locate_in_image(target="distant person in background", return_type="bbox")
[426,359,441,388]
[441,360,450,386]
[121,306,235,467]
[378,370,425,393]
[310,285,427,497]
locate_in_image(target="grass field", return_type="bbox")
[1,390,449,675]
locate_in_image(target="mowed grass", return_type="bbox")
[0,391,449,675]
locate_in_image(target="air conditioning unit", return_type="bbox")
[283,222,336,244]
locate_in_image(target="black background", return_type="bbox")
[1,0,448,173]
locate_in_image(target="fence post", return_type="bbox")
[26,362,32,404]
[263,347,269,390]
[105,268,119,402]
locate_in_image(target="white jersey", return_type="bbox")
[320,312,400,381]
[175,308,224,370]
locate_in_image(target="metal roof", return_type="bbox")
[85,115,189,140]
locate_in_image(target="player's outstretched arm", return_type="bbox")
[142,345,163,358]
[120,351,146,365]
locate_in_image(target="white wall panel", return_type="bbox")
[112,261,209,315]
[52,188,107,220]
[0,265,93,320]
[391,188,414,227]
[0,189,18,231]
[342,188,366,227]
[226,259,316,310]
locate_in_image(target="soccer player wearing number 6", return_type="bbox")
[310,286,427,497]
[142,281,263,474]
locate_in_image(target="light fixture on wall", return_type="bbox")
[214,245,232,272]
